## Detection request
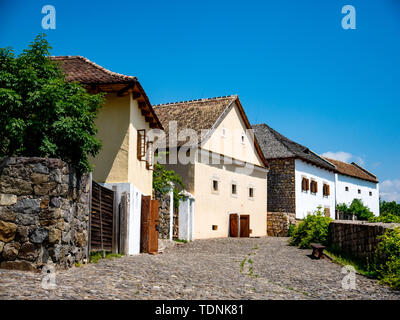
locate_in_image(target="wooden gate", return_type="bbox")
[229,214,239,237]
[89,181,116,252]
[140,195,159,254]
[240,215,250,238]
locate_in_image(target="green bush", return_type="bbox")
[375,227,400,289]
[336,199,374,221]
[369,200,400,223]
[0,34,104,174]
[289,207,332,249]
[287,223,296,237]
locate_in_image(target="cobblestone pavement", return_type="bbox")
[0,237,399,300]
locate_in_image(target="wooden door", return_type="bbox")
[90,181,115,252]
[140,195,159,254]
[240,215,250,238]
[229,214,238,237]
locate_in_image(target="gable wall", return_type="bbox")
[201,102,265,167]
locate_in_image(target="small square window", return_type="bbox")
[369,191,372,196]
[358,189,361,194]
[249,188,254,198]
[232,184,237,195]
[241,133,245,144]
[212,180,219,192]
[345,186,349,192]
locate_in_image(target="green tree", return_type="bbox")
[336,199,374,221]
[153,162,185,208]
[0,34,104,173]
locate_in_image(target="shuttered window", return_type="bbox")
[310,180,318,194]
[137,129,146,161]
[301,178,309,192]
[323,184,330,197]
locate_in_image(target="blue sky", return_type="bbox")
[1,0,399,202]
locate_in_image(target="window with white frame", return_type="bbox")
[248,187,254,199]
[211,177,220,194]
[231,181,238,197]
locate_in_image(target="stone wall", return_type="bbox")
[329,221,400,261]
[267,158,296,214]
[156,190,171,240]
[267,211,296,237]
[0,157,90,272]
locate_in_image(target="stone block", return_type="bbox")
[0,194,17,206]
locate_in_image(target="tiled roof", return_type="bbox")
[51,56,162,129]
[153,95,268,167]
[153,95,237,145]
[51,56,136,84]
[252,123,337,172]
[323,158,378,183]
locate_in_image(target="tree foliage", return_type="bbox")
[0,34,104,173]
[369,200,400,223]
[153,162,185,208]
[336,199,374,221]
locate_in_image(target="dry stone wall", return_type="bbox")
[329,221,400,261]
[0,157,90,272]
[267,211,296,236]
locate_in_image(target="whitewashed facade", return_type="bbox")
[295,159,336,219]
[335,173,380,216]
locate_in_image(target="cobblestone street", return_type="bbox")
[0,237,399,300]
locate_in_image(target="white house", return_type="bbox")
[253,123,380,220]
[323,158,380,216]
[253,123,337,220]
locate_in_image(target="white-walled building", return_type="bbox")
[323,158,380,216]
[253,124,337,220]
[253,123,380,220]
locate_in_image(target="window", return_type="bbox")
[301,177,310,192]
[137,129,146,161]
[358,189,361,194]
[145,141,154,170]
[310,180,318,194]
[241,133,245,144]
[249,187,254,199]
[212,180,219,192]
[324,207,331,218]
[369,191,373,196]
[323,183,330,197]
[222,127,227,138]
[231,183,237,196]
[345,186,349,192]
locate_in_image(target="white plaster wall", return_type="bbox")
[335,174,379,216]
[295,159,336,219]
[102,182,143,255]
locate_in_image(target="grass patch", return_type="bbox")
[324,249,377,278]
[174,239,188,244]
[90,251,124,263]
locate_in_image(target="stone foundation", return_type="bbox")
[156,191,171,240]
[329,221,400,261]
[267,211,296,237]
[0,157,90,272]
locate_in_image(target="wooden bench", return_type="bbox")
[310,243,326,259]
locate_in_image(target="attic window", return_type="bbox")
[369,191,372,196]
[241,133,245,144]
[345,186,349,192]
[358,189,361,194]
[249,187,254,198]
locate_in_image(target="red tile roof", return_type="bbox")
[52,56,162,129]
[323,158,378,183]
[51,56,136,84]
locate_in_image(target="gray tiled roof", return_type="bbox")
[252,123,336,171]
